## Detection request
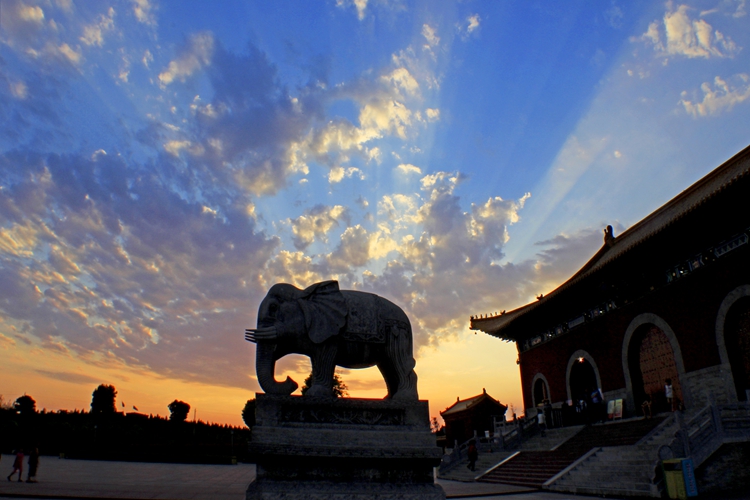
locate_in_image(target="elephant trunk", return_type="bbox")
[256,342,298,395]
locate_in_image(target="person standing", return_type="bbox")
[26,447,39,483]
[466,440,478,472]
[537,408,547,437]
[665,379,674,412]
[7,448,23,482]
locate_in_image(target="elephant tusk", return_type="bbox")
[246,326,278,341]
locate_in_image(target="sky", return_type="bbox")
[0,0,749,427]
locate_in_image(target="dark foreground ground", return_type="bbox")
[1,454,748,500]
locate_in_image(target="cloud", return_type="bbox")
[681,74,750,117]
[159,32,215,86]
[0,150,281,389]
[288,205,350,250]
[132,0,157,26]
[80,7,116,47]
[422,24,440,48]
[638,4,740,58]
[18,4,45,23]
[336,0,369,20]
[396,163,422,176]
[35,369,102,385]
[458,14,481,40]
[328,166,364,184]
[466,14,481,34]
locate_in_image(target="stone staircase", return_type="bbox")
[437,425,583,482]
[546,415,679,497]
[437,450,515,482]
[477,416,666,489]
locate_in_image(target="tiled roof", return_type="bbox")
[472,144,750,339]
[440,389,504,416]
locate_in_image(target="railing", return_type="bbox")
[653,402,750,495]
[438,415,540,474]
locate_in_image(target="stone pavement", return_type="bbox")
[0,454,621,500]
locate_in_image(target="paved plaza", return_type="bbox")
[0,454,627,500]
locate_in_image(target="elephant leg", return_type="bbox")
[306,343,337,398]
[385,326,419,400]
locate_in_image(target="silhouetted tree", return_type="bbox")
[14,394,37,416]
[91,384,117,414]
[430,417,441,434]
[168,400,190,422]
[300,372,349,397]
[241,399,255,428]
[0,394,13,410]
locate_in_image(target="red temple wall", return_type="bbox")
[518,249,750,411]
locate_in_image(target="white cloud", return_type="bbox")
[466,14,481,34]
[142,49,153,68]
[336,0,368,20]
[396,163,422,176]
[158,32,215,86]
[380,67,420,96]
[328,166,364,184]
[132,0,156,25]
[422,24,440,48]
[80,7,115,47]
[681,74,750,117]
[425,108,440,121]
[18,4,44,23]
[55,42,82,65]
[638,4,740,58]
[289,205,350,250]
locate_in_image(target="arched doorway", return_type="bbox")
[569,357,597,404]
[628,324,682,412]
[724,296,750,401]
[533,376,549,406]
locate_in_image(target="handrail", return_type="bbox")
[543,447,600,487]
[475,451,519,481]
[439,414,540,474]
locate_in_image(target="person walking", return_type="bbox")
[26,447,39,483]
[7,448,24,482]
[466,440,478,472]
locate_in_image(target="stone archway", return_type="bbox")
[716,285,750,403]
[531,373,550,407]
[623,313,687,414]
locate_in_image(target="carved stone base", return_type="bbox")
[247,394,445,500]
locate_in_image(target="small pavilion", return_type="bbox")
[440,389,507,445]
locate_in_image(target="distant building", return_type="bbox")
[471,145,750,419]
[440,389,507,445]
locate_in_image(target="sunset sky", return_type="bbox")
[1,0,749,427]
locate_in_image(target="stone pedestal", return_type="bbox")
[247,394,445,499]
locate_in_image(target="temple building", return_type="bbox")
[440,389,507,445]
[471,145,750,420]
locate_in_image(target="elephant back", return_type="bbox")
[340,291,411,343]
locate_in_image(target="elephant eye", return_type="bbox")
[268,303,279,316]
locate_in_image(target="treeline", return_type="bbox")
[1,387,251,465]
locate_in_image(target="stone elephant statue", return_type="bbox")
[245,280,418,400]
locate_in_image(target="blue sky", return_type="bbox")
[1,0,748,424]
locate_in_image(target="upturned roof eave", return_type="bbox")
[471,143,750,341]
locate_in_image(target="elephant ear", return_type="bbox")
[298,280,348,344]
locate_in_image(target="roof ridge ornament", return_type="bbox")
[604,224,615,247]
